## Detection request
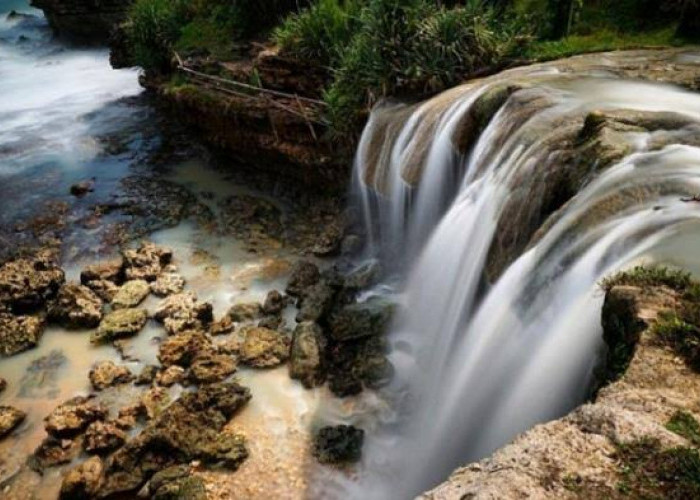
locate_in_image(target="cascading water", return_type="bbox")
[342,51,700,499]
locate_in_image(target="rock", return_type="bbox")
[240,326,290,368]
[30,436,82,471]
[228,302,263,322]
[340,234,363,256]
[313,425,364,464]
[147,466,207,500]
[84,279,120,302]
[59,456,104,499]
[31,0,132,43]
[258,315,284,330]
[140,387,171,419]
[89,361,134,390]
[311,221,344,256]
[343,260,381,290]
[189,353,237,384]
[262,290,285,315]
[48,283,103,328]
[296,281,335,322]
[0,311,45,356]
[328,296,393,341]
[80,259,123,285]
[84,420,127,454]
[285,260,320,297]
[0,253,64,312]
[0,405,26,439]
[289,322,327,388]
[98,382,250,497]
[327,335,392,397]
[45,396,108,438]
[210,316,234,336]
[156,366,186,387]
[122,242,173,282]
[69,180,94,197]
[112,279,150,309]
[0,377,6,393]
[134,365,159,386]
[91,308,148,344]
[150,272,185,297]
[158,330,215,367]
[154,292,213,335]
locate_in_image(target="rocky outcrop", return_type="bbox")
[0,406,26,439]
[48,282,103,328]
[31,0,132,43]
[421,276,700,499]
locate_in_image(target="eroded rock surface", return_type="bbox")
[154,292,213,335]
[123,242,173,282]
[0,252,64,312]
[89,361,134,391]
[239,326,290,368]
[0,405,26,439]
[289,321,326,388]
[48,282,103,328]
[111,279,150,309]
[92,308,148,344]
[0,311,45,356]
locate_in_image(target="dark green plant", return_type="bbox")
[600,265,692,293]
[667,410,700,446]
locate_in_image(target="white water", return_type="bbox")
[346,52,700,498]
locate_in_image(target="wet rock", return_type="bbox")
[0,311,45,356]
[98,382,250,497]
[146,465,207,500]
[228,302,263,323]
[340,234,363,256]
[328,297,394,341]
[84,279,120,302]
[45,396,108,438]
[80,259,124,285]
[258,315,284,330]
[154,292,213,335]
[296,281,335,322]
[91,308,148,344]
[30,435,83,471]
[0,252,64,312]
[189,353,237,384]
[240,326,290,368]
[311,221,344,257]
[112,279,150,309]
[60,456,104,499]
[84,421,127,454]
[48,283,103,329]
[327,336,392,397]
[89,361,134,391]
[313,425,364,464]
[150,272,185,297]
[343,260,381,290]
[69,180,94,197]
[134,365,159,386]
[262,290,285,315]
[285,260,320,297]
[156,366,186,387]
[289,322,327,388]
[210,316,234,336]
[122,242,173,282]
[0,405,26,439]
[140,387,171,419]
[158,330,215,367]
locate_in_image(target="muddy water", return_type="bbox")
[0,4,376,499]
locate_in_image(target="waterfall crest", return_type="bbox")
[344,50,700,499]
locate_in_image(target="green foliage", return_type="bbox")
[127,0,189,72]
[600,265,692,293]
[667,410,700,446]
[616,438,700,498]
[654,310,700,371]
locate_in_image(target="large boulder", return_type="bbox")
[296,281,335,322]
[48,283,103,328]
[327,335,393,397]
[89,361,135,391]
[44,396,108,438]
[0,405,26,439]
[285,260,320,297]
[154,292,213,335]
[239,326,290,368]
[59,456,104,499]
[91,308,148,344]
[327,296,394,341]
[313,425,364,464]
[0,311,46,356]
[0,253,64,312]
[289,322,327,388]
[111,280,150,309]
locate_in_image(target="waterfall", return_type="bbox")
[344,52,700,498]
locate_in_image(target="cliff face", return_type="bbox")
[30,0,131,42]
[421,279,700,499]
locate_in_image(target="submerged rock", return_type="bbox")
[239,326,290,368]
[83,420,127,455]
[0,311,45,356]
[44,396,108,438]
[123,242,173,282]
[285,260,320,297]
[89,361,134,391]
[92,308,148,344]
[0,252,64,312]
[48,283,103,329]
[18,349,66,398]
[59,456,104,499]
[289,322,327,388]
[111,279,150,309]
[0,405,26,439]
[154,292,213,335]
[313,425,364,464]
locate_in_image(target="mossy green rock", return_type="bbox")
[92,308,147,344]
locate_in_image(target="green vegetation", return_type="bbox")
[600,266,693,293]
[616,438,700,498]
[667,410,700,446]
[654,311,700,371]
